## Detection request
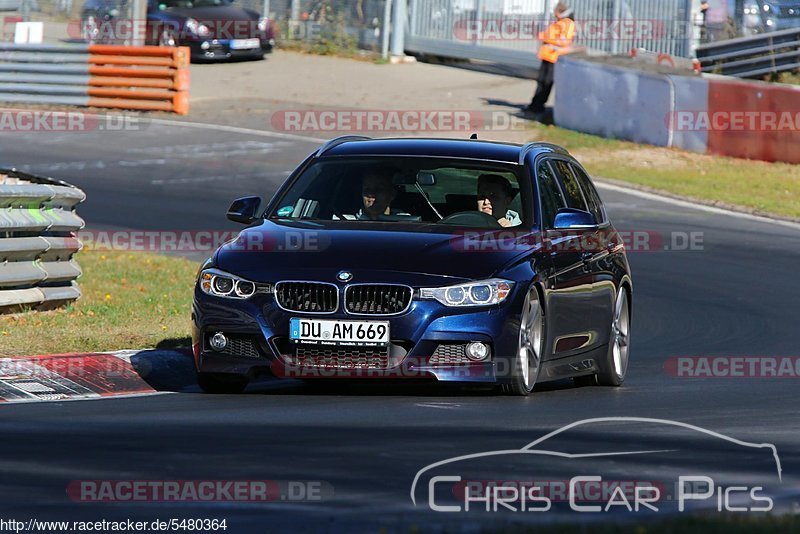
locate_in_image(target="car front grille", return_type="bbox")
[429,343,470,365]
[295,345,390,369]
[345,284,412,315]
[275,281,338,313]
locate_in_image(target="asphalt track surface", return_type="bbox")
[1,121,799,531]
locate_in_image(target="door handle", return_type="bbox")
[580,252,593,263]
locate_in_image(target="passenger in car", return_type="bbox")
[477,174,522,227]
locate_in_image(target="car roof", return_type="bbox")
[317,137,570,165]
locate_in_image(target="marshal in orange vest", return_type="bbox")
[537,16,576,64]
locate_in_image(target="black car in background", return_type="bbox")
[80,0,275,61]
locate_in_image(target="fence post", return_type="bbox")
[382,0,393,60]
[611,0,622,55]
[130,0,147,46]
[20,0,31,23]
[390,0,406,57]
[408,0,418,38]
[474,0,484,46]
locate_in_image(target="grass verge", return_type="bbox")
[0,251,196,357]
[526,123,800,220]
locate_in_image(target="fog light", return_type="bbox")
[200,41,210,50]
[209,332,228,352]
[466,342,490,361]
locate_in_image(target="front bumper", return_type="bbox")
[191,284,526,384]
[182,37,273,60]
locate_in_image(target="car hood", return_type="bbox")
[214,219,539,285]
[163,5,257,22]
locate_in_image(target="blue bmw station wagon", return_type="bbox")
[191,137,632,395]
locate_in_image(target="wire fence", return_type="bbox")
[407,0,694,65]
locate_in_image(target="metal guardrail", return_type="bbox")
[695,27,800,78]
[0,43,190,114]
[0,168,85,312]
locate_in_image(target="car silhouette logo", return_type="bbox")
[337,271,353,282]
[410,417,783,508]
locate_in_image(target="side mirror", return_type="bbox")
[552,208,597,230]
[227,196,262,224]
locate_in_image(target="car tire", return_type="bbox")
[502,286,544,396]
[197,372,249,394]
[596,286,631,387]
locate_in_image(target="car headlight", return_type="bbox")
[419,279,514,307]
[199,268,262,299]
[257,17,270,32]
[186,18,211,37]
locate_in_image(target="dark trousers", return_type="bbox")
[529,60,554,112]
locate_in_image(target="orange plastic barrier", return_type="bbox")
[89,76,183,90]
[86,45,190,115]
[88,91,189,114]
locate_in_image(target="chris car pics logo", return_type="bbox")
[410,417,781,514]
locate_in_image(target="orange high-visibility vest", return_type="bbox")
[537,17,576,64]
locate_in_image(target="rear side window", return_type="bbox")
[551,160,589,213]
[536,161,566,229]
[570,164,606,224]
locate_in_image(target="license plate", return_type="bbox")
[230,38,260,50]
[290,318,390,347]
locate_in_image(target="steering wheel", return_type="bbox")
[439,211,502,228]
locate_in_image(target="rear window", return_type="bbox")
[551,160,589,213]
[570,164,606,224]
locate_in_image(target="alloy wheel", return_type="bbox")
[517,289,544,391]
[611,287,630,380]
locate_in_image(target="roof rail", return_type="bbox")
[518,142,568,165]
[315,135,372,157]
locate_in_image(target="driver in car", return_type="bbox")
[357,169,408,220]
[477,174,521,227]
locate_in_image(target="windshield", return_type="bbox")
[268,157,530,230]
